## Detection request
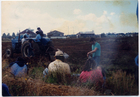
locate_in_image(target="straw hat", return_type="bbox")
[55,50,64,56]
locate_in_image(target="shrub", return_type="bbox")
[46,71,71,85]
[106,70,136,95]
[29,67,44,79]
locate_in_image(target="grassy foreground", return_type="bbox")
[2,57,138,96]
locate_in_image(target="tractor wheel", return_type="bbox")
[47,41,55,52]
[21,40,40,57]
[5,46,13,58]
[48,52,55,61]
[21,41,30,57]
[32,41,40,56]
[46,41,55,61]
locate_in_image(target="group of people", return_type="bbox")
[43,37,105,87]
[2,37,105,95]
[6,37,105,88]
[21,27,44,57]
[21,27,44,44]
[3,35,139,95]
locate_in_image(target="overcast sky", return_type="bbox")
[1,0,138,35]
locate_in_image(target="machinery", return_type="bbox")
[5,33,55,61]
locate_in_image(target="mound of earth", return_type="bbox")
[2,74,102,96]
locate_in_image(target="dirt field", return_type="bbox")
[2,37,138,70]
[2,36,138,96]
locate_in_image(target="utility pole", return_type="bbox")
[68,26,69,35]
[73,27,74,34]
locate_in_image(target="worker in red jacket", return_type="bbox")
[79,58,104,89]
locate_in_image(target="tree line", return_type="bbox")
[2,32,17,39]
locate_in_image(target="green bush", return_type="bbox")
[29,67,44,79]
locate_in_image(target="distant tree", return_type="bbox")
[7,33,12,39]
[16,32,19,36]
[7,33,10,37]
[2,33,6,38]
[101,33,106,37]
[12,32,16,38]
[107,33,111,35]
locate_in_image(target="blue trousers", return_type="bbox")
[92,56,100,66]
[28,48,34,57]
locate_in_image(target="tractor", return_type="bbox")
[5,33,55,61]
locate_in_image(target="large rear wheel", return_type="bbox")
[21,40,40,57]
[21,41,30,57]
[45,41,55,61]
[5,46,13,58]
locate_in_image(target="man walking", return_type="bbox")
[87,38,101,66]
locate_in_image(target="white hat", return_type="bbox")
[55,50,64,56]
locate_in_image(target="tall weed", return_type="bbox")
[106,70,135,95]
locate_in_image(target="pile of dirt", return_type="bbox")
[2,74,101,96]
[2,59,102,96]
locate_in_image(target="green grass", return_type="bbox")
[29,67,44,79]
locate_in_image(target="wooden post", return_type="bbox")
[18,30,20,42]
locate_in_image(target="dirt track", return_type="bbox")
[2,37,138,66]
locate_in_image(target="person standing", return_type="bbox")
[87,38,101,66]
[37,27,44,37]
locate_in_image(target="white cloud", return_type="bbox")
[56,20,86,35]
[2,4,117,35]
[110,12,115,15]
[103,11,107,15]
[73,9,82,15]
[1,1,138,36]
[2,6,66,34]
[75,11,117,34]
[77,13,108,25]
[77,13,97,21]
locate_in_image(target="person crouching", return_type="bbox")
[78,58,104,90]
[9,57,28,78]
[47,50,71,84]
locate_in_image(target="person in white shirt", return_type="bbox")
[48,50,71,75]
[43,50,71,84]
[24,32,30,38]
[22,35,27,44]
